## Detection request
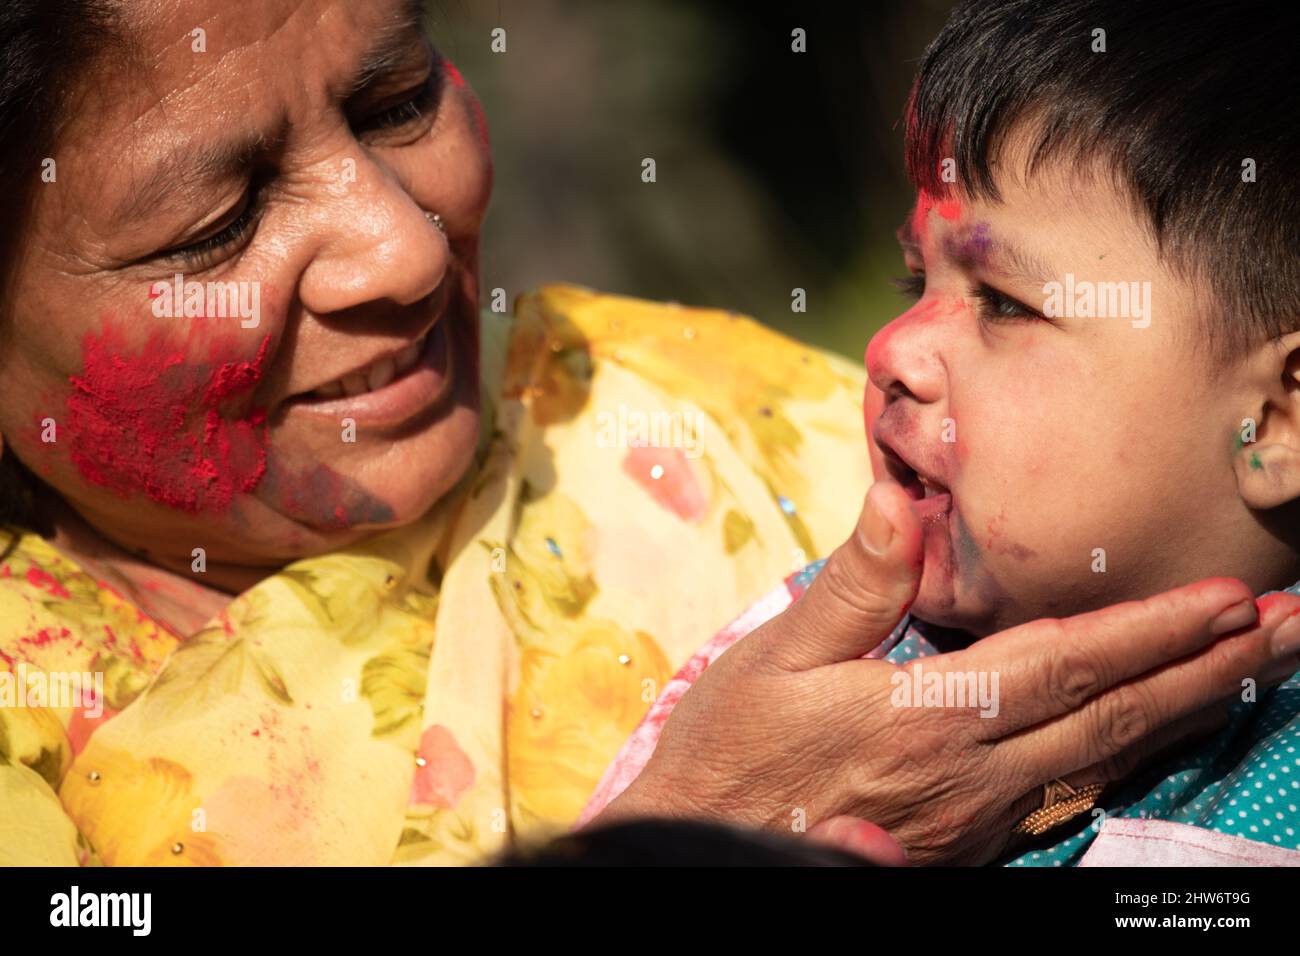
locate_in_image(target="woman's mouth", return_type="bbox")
[308,329,433,400]
[282,314,460,430]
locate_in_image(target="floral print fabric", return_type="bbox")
[0,285,870,865]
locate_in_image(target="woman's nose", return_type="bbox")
[864,298,950,404]
[297,159,450,316]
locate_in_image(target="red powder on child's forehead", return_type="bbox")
[444,60,466,88]
[64,319,272,514]
[935,200,961,221]
[911,192,937,242]
[911,191,962,243]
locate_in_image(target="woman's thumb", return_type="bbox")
[762,480,923,669]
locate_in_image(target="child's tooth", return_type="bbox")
[341,372,369,396]
[314,379,345,399]
[367,356,397,391]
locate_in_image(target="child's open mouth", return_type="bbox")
[874,433,953,523]
[899,468,952,523]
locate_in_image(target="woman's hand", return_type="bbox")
[598,480,1300,865]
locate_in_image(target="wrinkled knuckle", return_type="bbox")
[1095,687,1154,755]
[1047,624,1109,710]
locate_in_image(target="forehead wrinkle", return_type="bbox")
[104,0,427,233]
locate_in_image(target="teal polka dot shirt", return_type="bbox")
[788,563,1300,866]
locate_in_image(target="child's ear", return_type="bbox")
[1235,331,1300,509]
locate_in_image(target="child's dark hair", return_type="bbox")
[905,0,1299,361]
[492,817,877,867]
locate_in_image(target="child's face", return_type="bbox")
[865,152,1296,637]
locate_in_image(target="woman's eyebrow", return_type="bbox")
[351,0,431,95]
[111,128,281,230]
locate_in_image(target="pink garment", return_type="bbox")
[578,578,798,826]
[1079,817,1300,867]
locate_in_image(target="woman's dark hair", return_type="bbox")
[905,0,1300,362]
[0,0,123,535]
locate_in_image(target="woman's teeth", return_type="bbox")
[312,333,427,399]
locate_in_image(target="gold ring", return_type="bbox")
[1013,778,1105,836]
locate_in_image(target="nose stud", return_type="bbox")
[424,210,446,234]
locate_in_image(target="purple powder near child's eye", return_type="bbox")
[963,222,993,260]
[944,222,994,267]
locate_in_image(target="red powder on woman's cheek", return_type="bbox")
[63,320,272,514]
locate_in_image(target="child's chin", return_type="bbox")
[912,520,958,616]
[910,568,991,635]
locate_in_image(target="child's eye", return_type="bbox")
[972,283,1044,324]
[892,273,926,301]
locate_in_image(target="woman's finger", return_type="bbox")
[959,577,1262,736]
[1006,593,1300,784]
[1001,703,1233,851]
[807,815,909,866]
[746,479,923,671]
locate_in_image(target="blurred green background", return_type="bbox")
[428,0,956,358]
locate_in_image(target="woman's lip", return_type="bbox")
[279,313,460,429]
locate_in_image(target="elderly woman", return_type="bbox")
[1,0,1295,867]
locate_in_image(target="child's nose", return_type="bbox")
[865,299,949,405]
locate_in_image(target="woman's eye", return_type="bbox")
[892,273,926,301]
[972,283,1043,324]
[164,188,261,268]
[355,76,439,136]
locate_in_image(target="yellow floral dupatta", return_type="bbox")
[0,285,870,865]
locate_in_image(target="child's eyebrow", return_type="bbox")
[897,213,1054,287]
[979,235,1055,287]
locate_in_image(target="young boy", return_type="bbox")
[872,0,1300,639]
[584,0,1300,865]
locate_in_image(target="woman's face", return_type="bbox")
[0,0,492,578]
